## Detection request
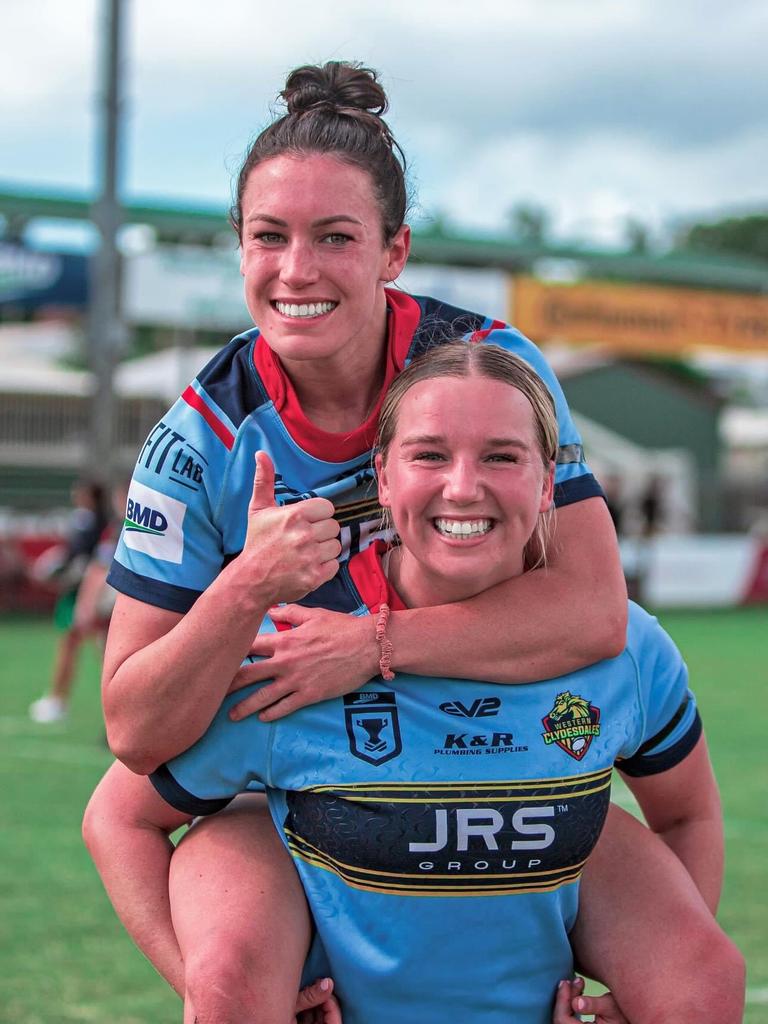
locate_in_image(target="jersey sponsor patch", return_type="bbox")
[433,729,528,756]
[123,481,186,564]
[140,422,208,493]
[439,697,502,718]
[344,691,402,766]
[284,769,611,896]
[541,691,601,760]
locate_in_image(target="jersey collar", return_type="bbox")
[252,290,421,463]
[348,540,409,613]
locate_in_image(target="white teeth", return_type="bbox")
[434,518,493,538]
[275,301,336,318]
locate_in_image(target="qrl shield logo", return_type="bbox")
[344,692,402,766]
[541,691,601,761]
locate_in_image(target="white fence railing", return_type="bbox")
[0,393,165,468]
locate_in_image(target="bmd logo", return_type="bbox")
[121,481,186,564]
[125,499,169,537]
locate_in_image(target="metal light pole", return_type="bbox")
[86,0,126,480]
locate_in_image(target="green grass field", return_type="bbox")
[1,609,766,1023]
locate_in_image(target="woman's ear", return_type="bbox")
[540,461,555,512]
[381,225,411,282]
[375,452,391,507]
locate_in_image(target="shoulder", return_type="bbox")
[188,327,269,434]
[402,292,506,352]
[626,601,676,652]
[624,601,686,681]
[399,291,554,378]
[141,328,267,473]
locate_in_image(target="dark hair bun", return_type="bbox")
[282,61,388,117]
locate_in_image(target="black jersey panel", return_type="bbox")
[554,474,605,509]
[617,710,703,778]
[295,564,367,615]
[195,332,270,427]
[107,562,202,613]
[149,764,233,816]
[407,296,487,360]
[283,770,612,896]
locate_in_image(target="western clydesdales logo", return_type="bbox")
[344,691,402,766]
[541,691,601,761]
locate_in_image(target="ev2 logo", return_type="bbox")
[439,697,501,718]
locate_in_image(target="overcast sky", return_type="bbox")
[2,0,767,247]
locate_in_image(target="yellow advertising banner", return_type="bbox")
[511,276,768,354]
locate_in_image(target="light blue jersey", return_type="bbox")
[108,291,602,613]
[151,544,701,1024]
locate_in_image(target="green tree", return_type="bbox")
[508,201,549,243]
[678,213,768,261]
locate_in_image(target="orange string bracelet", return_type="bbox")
[375,603,395,681]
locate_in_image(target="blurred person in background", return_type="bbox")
[639,475,664,539]
[0,534,25,612]
[29,479,108,723]
[73,481,130,630]
[602,473,625,536]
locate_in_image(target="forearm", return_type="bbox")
[389,497,626,682]
[82,767,187,994]
[388,570,624,682]
[104,558,273,772]
[645,809,723,914]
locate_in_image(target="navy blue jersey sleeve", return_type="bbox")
[149,684,274,815]
[473,324,602,508]
[616,603,702,777]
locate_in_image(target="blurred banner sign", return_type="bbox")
[511,275,768,354]
[0,243,88,311]
[397,264,508,323]
[123,245,249,330]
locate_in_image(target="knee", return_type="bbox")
[81,789,106,857]
[183,930,263,1020]
[651,927,746,1024]
[689,931,745,1024]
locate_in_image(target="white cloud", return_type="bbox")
[0,0,766,244]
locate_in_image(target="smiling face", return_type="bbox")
[239,153,409,374]
[376,374,555,608]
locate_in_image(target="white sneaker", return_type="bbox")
[29,695,68,724]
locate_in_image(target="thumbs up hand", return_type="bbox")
[249,449,279,513]
[243,452,341,605]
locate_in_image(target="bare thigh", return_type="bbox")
[572,804,744,1024]
[170,792,311,1023]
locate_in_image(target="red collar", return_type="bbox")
[252,289,420,462]
[347,540,408,613]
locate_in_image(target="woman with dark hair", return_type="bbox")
[86,344,741,1023]
[100,61,624,769]
[82,61,742,1021]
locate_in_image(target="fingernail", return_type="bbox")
[320,978,330,991]
[574,998,585,1012]
[558,980,567,989]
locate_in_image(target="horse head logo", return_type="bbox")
[542,691,600,760]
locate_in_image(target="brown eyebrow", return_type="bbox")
[400,434,531,450]
[245,214,363,228]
